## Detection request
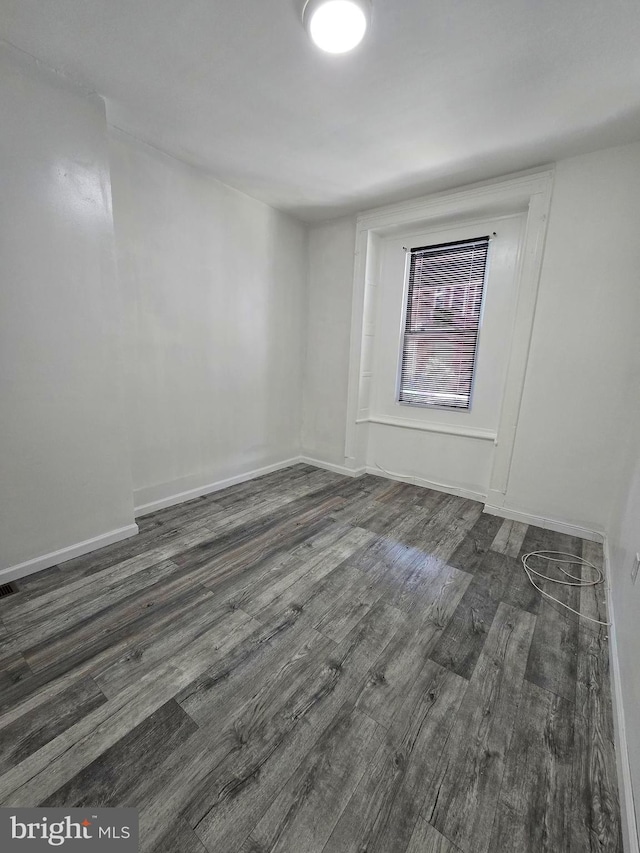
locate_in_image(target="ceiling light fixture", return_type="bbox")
[303,0,371,54]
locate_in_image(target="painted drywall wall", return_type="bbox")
[301,216,356,468]
[303,142,640,534]
[609,449,640,844]
[109,131,307,508]
[607,280,640,846]
[0,45,135,572]
[503,142,640,532]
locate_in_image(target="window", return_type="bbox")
[398,236,490,410]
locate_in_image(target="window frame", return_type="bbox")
[395,235,491,413]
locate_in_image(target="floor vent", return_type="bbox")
[0,582,17,599]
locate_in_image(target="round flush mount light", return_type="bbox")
[303,0,371,54]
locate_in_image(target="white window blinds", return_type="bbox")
[399,236,490,410]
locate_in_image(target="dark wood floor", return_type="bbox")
[0,464,622,852]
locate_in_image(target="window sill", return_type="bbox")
[355,415,497,443]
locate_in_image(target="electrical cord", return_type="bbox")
[373,462,610,626]
[373,462,414,482]
[521,550,610,626]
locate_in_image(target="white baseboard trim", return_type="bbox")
[0,523,139,585]
[483,503,604,542]
[603,537,640,853]
[134,457,303,517]
[365,466,486,503]
[299,456,366,478]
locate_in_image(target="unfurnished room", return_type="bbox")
[0,1,639,851]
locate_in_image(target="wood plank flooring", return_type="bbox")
[0,464,622,852]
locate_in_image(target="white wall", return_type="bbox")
[606,256,640,844]
[109,131,308,509]
[609,449,640,844]
[0,45,136,575]
[302,142,640,535]
[0,49,308,571]
[502,142,640,533]
[301,216,356,467]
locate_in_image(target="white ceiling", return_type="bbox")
[3,0,640,221]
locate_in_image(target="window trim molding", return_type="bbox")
[343,166,555,508]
